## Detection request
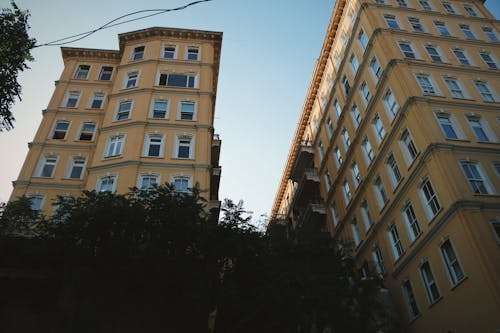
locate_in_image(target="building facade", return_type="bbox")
[10,27,223,218]
[271,0,500,332]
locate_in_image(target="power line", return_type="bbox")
[34,0,212,48]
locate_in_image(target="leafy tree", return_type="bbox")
[0,1,36,131]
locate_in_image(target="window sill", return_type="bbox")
[121,86,138,90]
[61,177,83,181]
[475,140,499,145]
[103,155,123,161]
[113,118,131,122]
[32,176,54,179]
[443,138,470,143]
[392,178,404,193]
[450,276,468,291]
[85,107,104,111]
[149,117,170,120]
[142,155,164,159]
[76,139,95,143]
[428,296,443,309]
[408,232,423,248]
[172,157,194,161]
[72,78,89,81]
[408,313,421,325]
[427,209,441,225]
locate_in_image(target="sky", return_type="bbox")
[1,0,499,220]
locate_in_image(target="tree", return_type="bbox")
[0,1,36,131]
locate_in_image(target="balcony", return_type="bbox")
[210,166,221,201]
[211,134,221,167]
[290,140,314,182]
[292,168,321,208]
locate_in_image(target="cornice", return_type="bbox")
[43,109,105,116]
[271,0,346,217]
[87,160,211,172]
[29,142,96,150]
[55,80,113,88]
[61,47,121,61]
[99,120,212,132]
[108,87,214,100]
[12,180,85,191]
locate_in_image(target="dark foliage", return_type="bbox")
[0,1,36,131]
[0,186,388,332]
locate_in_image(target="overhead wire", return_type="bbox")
[34,0,212,48]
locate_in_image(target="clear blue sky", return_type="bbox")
[1,0,499,220]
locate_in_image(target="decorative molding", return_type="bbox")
[61,47,120,61]
[87,160,211,172]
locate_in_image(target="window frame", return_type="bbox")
[415,73,438,95]
[163,44,177,59]
[479,51,498,69]
[98,66,114,81]
[408,17,425,33]
[349,52,359,74]
[351,161,362,189]
[383,88,399,121]
[358,28,369,51]
[351,219,362,247]
[419,178,441,220]
[360,81,371,105]
[435,111,461,140]
[67,156,87,179]
[171,174,193,192]
[131,45,145,61]
[399,128,419,166]
[115,100,133,121]
[178,100,196,120]
[138,173,160,190]
[374,175,389,209]
[388,223,404,260]
[369,55,383,82]
[143,132,166,158]
[362,137,375,165]
[386,152,403,188]
[74,64,91,80]
[350,104,362,128]
[482,26,499,42]
[51,120,70,140]
[27,194,45,211]
[361,200,374,231]
[434,21,451,36]
[372,114,387,145]
[420,261,441,304]
[105,134,126,158]
[342,180,352,205]
[473,80,496,102]
[443,77,466,99]
[97,174,118,192]
[89,92,106,109]
[186,46,200,61]
[440,239,465,286]
[150,99,169,119]
[64,90,81,108]
[398,41,418,59]
[425,44,444,63]
[158,72,197,88]
[174,134,195,159]
[36,154,58,178]
[402,201,422,242]
[384,14,401,29]
[78,122,97,141]
[460,160,494,195]
[459,24,476,39]
[452,48,472,66]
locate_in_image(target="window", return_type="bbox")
[444,78,465,98]
[495,163,500,176]
[416,74,436,95]
[52,120,70,139]
[372,246,386,276]
[143,133,165,157]
[64,91,81,108]
[425,45,443,62]
[349,53,359,74]
[173,175,191,192]
[330,203,340,227]
[90,92,105,109]
[98,175,117,192]
[374,176,389,209]
[139,174,159,190]
[37,155,57,178]
[384,15,400,29]
[75,65,90,80]
[324,169,332,192]
[434,21,451,36]
[419,1,432,10]
[459,24,476,39]
[116,100,132,121]
[386,153,403,188]
[463,4,478,17]
[375,0,385,3]
[79,122,96,141]
[28,194,44,211]
[440,239,465,285]
[362,137,375,164]
[479,52,497,69]
[132,46,145,60]
[342,180,352,204]
[163,45,177,59]
[474,81,495,102]
[68,157,86,179]
[402,280,420,319]
[420,262,441,303]
[361,200,373,230]
[351,219,362,247]
[175,135,194,159]
[436,113,459,139]
[402,202,421,242]
[468,117,491,142]
[342,75,350,96]
[373,114,386,144]
[159,73,196,88]
[442,2,456,14]
[334,147,343,168]
[179,101,196,120]
[98,66,113,80]
[341,128,351,150]
[334,99,342,118]
[388,223,404,260]
[351,104,362,128]
[396,0,408,7]
[186,46,200,60]
[318,141,325,161]
[151,99,169,119]
[369,56,383,81]
[351,162,362,189]
[358,28,368,50]
[482,26,499,42]
[105,134,125,157]
[326,117,334,137]
[399,42,416,59]
[408,17,425,32]
[420,178,441,218]
[383,89,399,121]
[125,71,139,88]
[453,48,471,66]
[360,81,371,104]
[400,129,419,165]
[491,220,500,242]
[461,161,492,194]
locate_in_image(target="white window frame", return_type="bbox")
[361,200,374,231]
[67,156,86,179]
[186,46,200,61]
[362,137,375,165]
[463,4,479,17]
[419,178,441,220]
[408,17,426,33]
[89,92,105,109]
[78,122,97,141]
[51,120,70,140]
[402,279,420,320]
[351,219,362,247]
[467,115,496,142]
[443,77,466,99]
[97,174,118,192]
[434,21,451,36]
[372,246,386,276]
[440,238,465,286]
[384,14,400,29]
[383,88,399,122]
[441,2,456,14]
[342,180,352,205]
[473,80,496,102]
[334,147,343,168]
[174,134,195,159]
[374,176,389,209]
[420,261,441,304]
[402,201,421,242]
[158,72,197,88]
[163,44,177,59]
[425,44,445,63]
[115,100,133,121]
[358,28,369,51]
[399,128,419,166]
[388,223,404,260]
[360,81,371,105]
[138,173,160,190]
[350,104,362,128]
[131,45,145,61]
[349,52,359,74]
[105,134,126,158]
[334,99,342,118]
[482,26,499,42]
[452,48,472,66]
[27,194,45,211]
[330,202,340,227]
[64,90,81,108]
[150,99,169,119]
[398,41,418,59]
[459,24,476,39]
[351,162,362,189]
[124,71,139,89]
[341,128,351,150]
[98,66,113,80]
[372,114,386,145]
[418,0,433,11]
[171,174,193,192]
[415,73,438,95]
[36,155,58,178]
[434,111,462,140]
[318,141,325,161]
[326,116,334,137]
[460,160,494,195]
[324,169,332,192]
[143,132,166,158]
[479,51,498,69]
[74,64,91,80]
[178,100,196,120]
[386,153,403,188]
[369,55,383,82]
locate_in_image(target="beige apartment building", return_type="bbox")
[10,27,223,218]
[271,0,500,332]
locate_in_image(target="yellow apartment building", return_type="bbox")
[271,0,500,332]
[10,27,223,218]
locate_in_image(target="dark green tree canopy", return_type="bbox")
[0,1,36,131]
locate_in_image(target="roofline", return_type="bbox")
[270,0,347,218]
